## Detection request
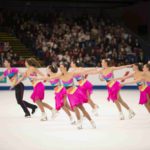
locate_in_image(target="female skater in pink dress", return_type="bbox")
[121,63,150,113]
[35,64,75,124]
[47,61,96,129]
[143,64,150,97]
[70,60,99,116]
[91,59,135,120]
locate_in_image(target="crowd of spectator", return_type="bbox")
[0,42,24,67]
[0,10,144,67]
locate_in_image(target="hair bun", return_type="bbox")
[138,62,143,65]
[77,60,80,63]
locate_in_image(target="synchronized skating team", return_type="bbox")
[0,58,150,129]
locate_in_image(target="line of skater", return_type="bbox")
[0,58,150,129]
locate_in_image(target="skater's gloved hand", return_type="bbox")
[99,75,104,81]
[120,83,125,87]
[113,78,117,82]
[9,85,14,90]
[30,76,38,80]
[99,78,104,81]
[127,64,133,68]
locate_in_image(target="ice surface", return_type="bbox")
[0,90,150,150]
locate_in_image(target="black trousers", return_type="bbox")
[14,82,37,115]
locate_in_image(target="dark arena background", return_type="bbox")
[0,0,150,150]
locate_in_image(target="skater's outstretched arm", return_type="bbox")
[72,68,102,76]
[30,73,62,81]
[121,78,143,86]
[35,68,45,77]
[0,75,5,81]
[112,64,132,71]
[115,72,135,82]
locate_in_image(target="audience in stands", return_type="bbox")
[0,42,24,67]
[0,10,144,67]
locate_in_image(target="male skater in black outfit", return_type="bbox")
[0,59,37,117]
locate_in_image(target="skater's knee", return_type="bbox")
[73,107,77,111]
[62,106,66,110]
[74,106,79,112]
[114,100,119,104]
[77,104,82,109]
[78,105,86,112]
[145,103,149,107]
[36,100,42,104]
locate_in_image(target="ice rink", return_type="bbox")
[0,89,150,150]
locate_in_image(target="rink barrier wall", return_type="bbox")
[0,67,138,90]
[0,85,138,90]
